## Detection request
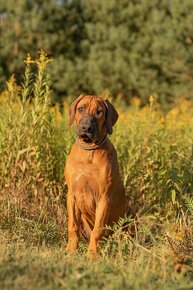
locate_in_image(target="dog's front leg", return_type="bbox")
[66,191,80,253]
[88,195,111,258]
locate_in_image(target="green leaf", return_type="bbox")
[171,190,176,205]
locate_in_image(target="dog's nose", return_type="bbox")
[80,117,97,133]
[82,124,92,133]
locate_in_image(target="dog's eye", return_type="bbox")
[77,107,84,113]
[97,109,103,115]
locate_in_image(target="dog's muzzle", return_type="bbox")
[77,116,99,142]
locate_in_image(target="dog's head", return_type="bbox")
[68,95,118,143]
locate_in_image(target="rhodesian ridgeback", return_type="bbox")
[65,95,126,257]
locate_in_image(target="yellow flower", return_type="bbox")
[130,97,141,107]
[24,53,35,66]
[149,95,155,107]
[35,49,53,70]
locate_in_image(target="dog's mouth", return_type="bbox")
[79,133,93,143]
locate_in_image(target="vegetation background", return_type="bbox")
[1,0,193,107]
[0,1,193,289]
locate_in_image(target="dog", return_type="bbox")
[65,94,126,257]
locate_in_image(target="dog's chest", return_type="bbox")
[72,173,99,215]
[87,151,93,164]
[65,146,114,214]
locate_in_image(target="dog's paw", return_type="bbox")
[87,248,98,260]
[66,243,77,254]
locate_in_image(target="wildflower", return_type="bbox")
[24,53,35,66]
[149,95,155,107]
[35,49,53,70]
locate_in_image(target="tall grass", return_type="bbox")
[0,52,192,289]
[0,51,69,244]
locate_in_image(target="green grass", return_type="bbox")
[0,230,192,290]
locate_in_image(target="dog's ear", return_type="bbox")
[69,94,85,127]
[104,99,119,135]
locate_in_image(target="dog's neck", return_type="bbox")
[76,134,108,151]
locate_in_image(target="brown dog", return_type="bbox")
[65,95,126,257]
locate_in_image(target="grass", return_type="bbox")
[0,231,192,290]
[0,51,192,289]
